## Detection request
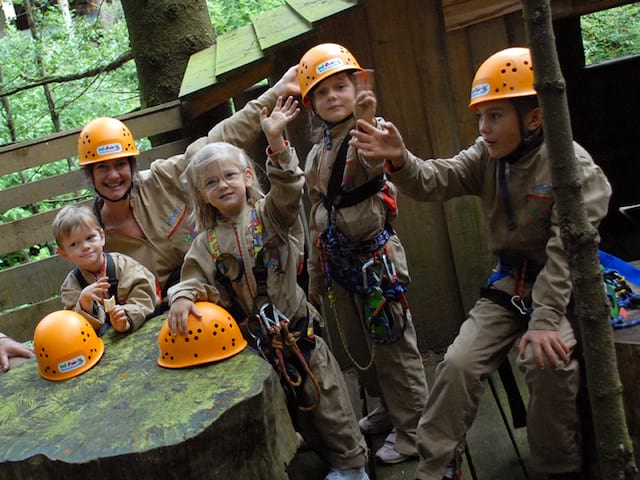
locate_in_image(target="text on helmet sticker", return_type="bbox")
[96,142,123,156]
[470,83,490,100]
[58,355,87,373]
[316,58,344,75]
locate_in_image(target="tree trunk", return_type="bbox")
[120,0,215,109]
[521,1,638,478]
[0,316,297,479]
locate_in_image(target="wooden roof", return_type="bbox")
[179,0,633,103]
[179,0,359,99]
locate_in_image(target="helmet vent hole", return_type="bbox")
[193,353,198,358]
[222,346,227,351]
[184,338,190,343]
[197,328,203,334]
[194,336,199,341]
[213,331,217,336]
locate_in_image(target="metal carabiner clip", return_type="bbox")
[510,295,530,317]
[361,257,376,289]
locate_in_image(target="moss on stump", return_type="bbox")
[0,315,296,479]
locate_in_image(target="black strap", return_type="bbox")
[74,253,118,336]
[497,359,527,429]
[73,252,118,299]
[498,159,517,231]
[320,133,385,212]
[321,134,351,210]
[480,286,530,319]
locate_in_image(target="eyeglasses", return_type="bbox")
[204,171,243,190]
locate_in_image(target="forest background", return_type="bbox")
[0,0,638,269]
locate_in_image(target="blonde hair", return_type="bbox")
[183,142,264,231]
[52,204,101,245]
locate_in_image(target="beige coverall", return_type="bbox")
[60,252,159,333]
[95,88,282,294]
[388,137,612,479]
[305,118,429,457]
[168,146,367,470]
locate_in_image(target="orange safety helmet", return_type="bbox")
[78,117,139,166]
[33,310,105,381]
[157,302,247,368]
[297,43,362,109]
[469,47,536,110]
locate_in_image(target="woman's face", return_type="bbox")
[90,158,133,202]
[201,157,253,220]
[310,72,355,124]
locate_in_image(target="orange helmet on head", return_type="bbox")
[469,47,536,110]
[157,302,247,369]
[78,117,139,166]
[297,43,362,109]
[34,310,105,381]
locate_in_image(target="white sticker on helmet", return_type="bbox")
[316,58,344,75]
[96,143,123,156]
[470,83,490,100]
[58,355,87,373]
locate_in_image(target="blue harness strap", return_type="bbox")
[598,250,640,286]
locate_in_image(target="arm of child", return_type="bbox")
[260,95,300,160]
[350,118,408,170]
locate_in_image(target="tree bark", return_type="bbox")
[0,316,297,479]
[119,0,215,109]
[521,1,638,478]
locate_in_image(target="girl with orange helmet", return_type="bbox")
[350,47,612,480]
[297,43,429,466]
[166,96,369,480]
[76,66,300,304]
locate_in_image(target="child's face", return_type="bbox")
[91,158,133,201]
[310,72,355,124]
[201,157,253,220]
[57,224,105,272]
[476,99,524,160]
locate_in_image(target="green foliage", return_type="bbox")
[208,0,285,34]
[581,3,640,65]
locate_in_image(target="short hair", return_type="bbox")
[182,142,264,232]
[52,204,101,245]
[511,94,539,117]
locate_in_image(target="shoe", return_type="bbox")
[324,466,370,480]
[374,430,413,464]
[295,432,308,451]
[358,405,393,435]
[442,457,462,480]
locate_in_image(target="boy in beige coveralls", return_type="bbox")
[54,205,160,334]
[167,96,369,480]
[350,47,612,479]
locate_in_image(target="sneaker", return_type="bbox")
[442,457,462,480]
[374,430,413,464]
[324,466,370,480]
[358,405,393,435]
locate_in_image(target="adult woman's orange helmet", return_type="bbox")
[469,47,536,110]
[157,302,247,368]
[78,117,139,166]
[297,43,362,109]
[33,310,105,381]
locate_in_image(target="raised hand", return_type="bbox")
[350,119,408,169]
[260,95,300,142]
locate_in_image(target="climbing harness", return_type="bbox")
[318,133,409,361]
[207,212,321,414]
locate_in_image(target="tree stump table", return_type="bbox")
[0,315,296,479]
[613,325,640,465]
